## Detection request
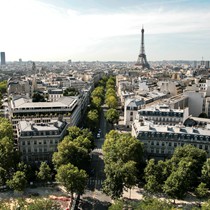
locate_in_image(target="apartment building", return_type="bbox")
[138,105,189,126]
[9,95,81,140]
[17,120,68,162]
[132,119,210,159]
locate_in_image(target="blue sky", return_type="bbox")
[0,0,210,62]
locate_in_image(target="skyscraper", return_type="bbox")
[0,52,6,65]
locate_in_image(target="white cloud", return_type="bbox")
[0,0,210,61]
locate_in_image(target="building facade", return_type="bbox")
[17,120,68,162]
[132,119,210,159]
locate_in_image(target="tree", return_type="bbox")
[0,137,17,172]
[105,88,116,98]
[106,77,115,89]
[0,167,6,185]
[56,163,88,209]
[32,92,46,102]
[0,118,13,139]
[136,197,173,210]
[202,158,210,187]
[171,144,207,187]
[27,199,61,210]
[52,140,90,171]
[144,159,168,193]
[37,162,52,183]
[87,109,99,130]
[103,160,137,199]
[63,87,79,96]
[67,127,94,149]
[0,81,7,94]
[105,95,118,109]
[105,108,119,124]
[103,131,143,164]
[91,96,102,110]
[91,86,104,99]
[7,171,27,192]
[102,131,143,199]
[198,113,208,118]
[195,182,208,199]
[163,158,195,200]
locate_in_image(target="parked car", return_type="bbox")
[97,133,100,138]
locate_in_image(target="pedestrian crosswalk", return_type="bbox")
[87,178,104,187]
[92,148,103,154]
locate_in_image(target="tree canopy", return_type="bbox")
[144,144,207,200]
[7,171,27,192]
[56,163,87,209]
[102,130,143,199]
[105,108,119,124]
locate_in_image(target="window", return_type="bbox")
[34,140,37,145]
[130,112,133,116]
[22,141,25,145]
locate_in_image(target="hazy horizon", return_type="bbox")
[1,0,210,62]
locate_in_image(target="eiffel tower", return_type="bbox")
[135,27,150,69]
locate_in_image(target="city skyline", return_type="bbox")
[1,0,210,62]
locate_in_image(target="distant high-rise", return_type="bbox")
[0,52,6,65]
[135,27,150,69]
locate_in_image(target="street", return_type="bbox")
[79,109,112,209]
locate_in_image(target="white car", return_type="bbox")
[97,133,100,138]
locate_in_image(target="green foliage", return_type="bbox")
[63,87,79,96]
[136,197,173,210]
[53,126,93,171]
[144,159,168,193]
[106,88,116,98]
[171,144,207,186]
[105,108,119,124]
[0,166,6,185]
[0,118,13,139]
[198,112,208,118]
[106,77,116,90]
[105,95,118,109]
[87,109,99,129]
[56,163,88,197]
[53,140,90,170]
[0,80,7,94]
[32,92,46,102]
[195,182,208,199]
[103,130,143,199]
[91,96,102,109]
[0,198,61,210]
[0,136,17,173]
[108,200,124,210]
[202,158,210,187]
[109,198,174,210]
[91,86,104,99]
[163,159,192,199]
[144,144,207,199]
[27,199,61,210]
[7,171,27,192]
[37,162,52,183]
[103,131,143,164]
